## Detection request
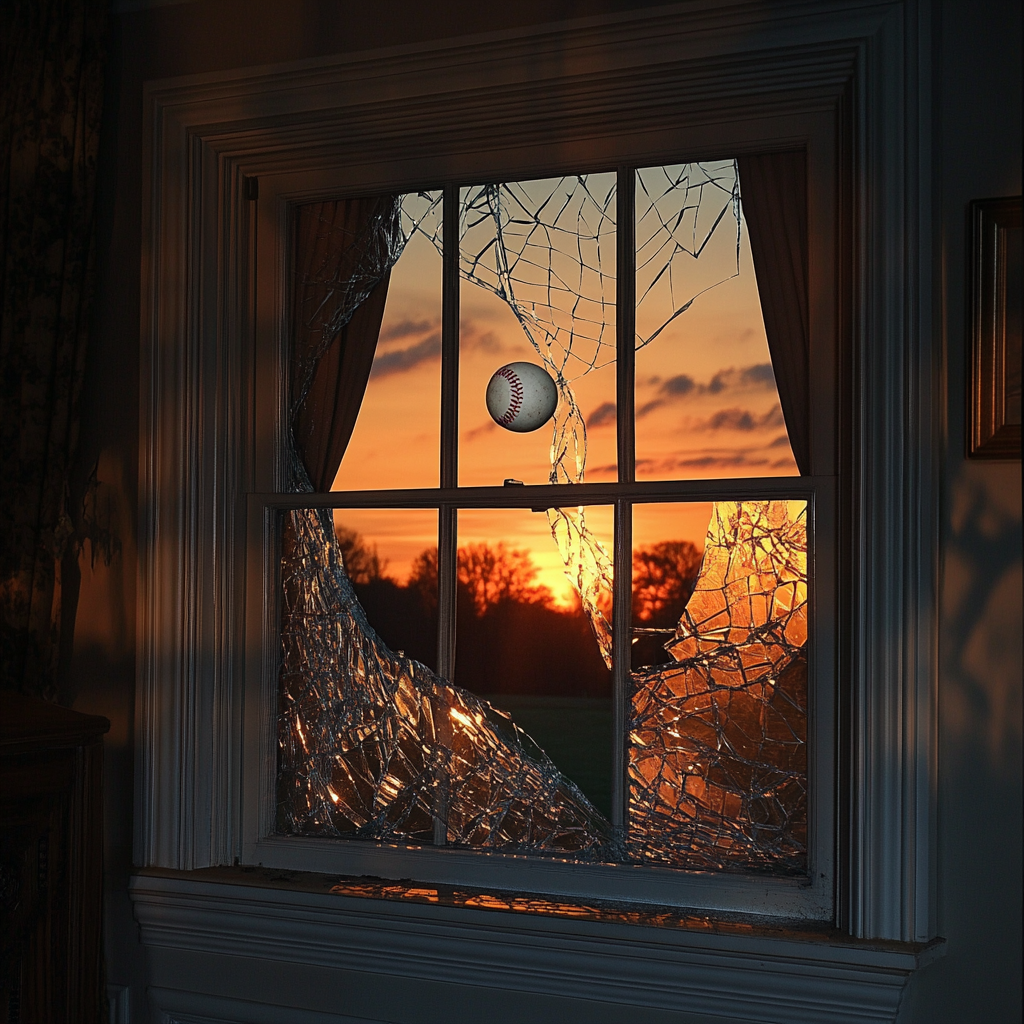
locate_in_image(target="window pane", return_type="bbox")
[455,507,614,819]
[631,501,715,672]
[276,504,612,853]
[628,499,808,873]
[458,176,617,486]
[332,508,439,670]
[634,163,799,480]
[332,192,443,490]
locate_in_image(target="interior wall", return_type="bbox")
[68,2,1021,1022]
[897,1,1022,1020]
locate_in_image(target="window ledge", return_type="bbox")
[131,869,944,1024]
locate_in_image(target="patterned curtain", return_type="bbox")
[0,0,108,698]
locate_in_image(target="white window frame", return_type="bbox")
[133,3,942,1018]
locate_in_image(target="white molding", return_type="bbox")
[135,0,939,955]
[132,872,943,1024]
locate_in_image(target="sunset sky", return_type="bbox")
[331,169,796,606]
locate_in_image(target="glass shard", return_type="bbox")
[628,499,808,872]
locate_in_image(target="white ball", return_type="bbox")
[485,362,558,433]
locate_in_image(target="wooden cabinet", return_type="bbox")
[1,693,109,1023]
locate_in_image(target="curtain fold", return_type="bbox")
[736,151,812,476]
[0,0,108,698]
[290,196,399,491]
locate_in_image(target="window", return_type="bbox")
[258,160,833,913]
[137,8,941,975]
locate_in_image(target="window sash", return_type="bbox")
[253,472,832,912]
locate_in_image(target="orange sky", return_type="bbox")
[330,170,796,606]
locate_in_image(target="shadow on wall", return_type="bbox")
[942,461,1022,773]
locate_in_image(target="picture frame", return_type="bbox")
[968,196,1021,459]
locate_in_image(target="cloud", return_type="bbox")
[768,433,792,448]
[661,374,697,396]
[463,420,498,442]
[635,453,772,474]
[637,365,777,412]
[468,329,504,353]
[461,319,509,353]
[739,362,776,388]
[586,401,617,428]
[706,408,757,431]
[708,363,776,394]
[699,405,785,432]
[379,318,437,344]
[370,332,441,377]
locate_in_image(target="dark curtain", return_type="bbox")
[0,0,108,698]
[736,151,812,476]
[291,196,399,490]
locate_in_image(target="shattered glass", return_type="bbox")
[277,170,808,875]
[278,506,613,854]
[635,161,741,350]
[628,500,808,872]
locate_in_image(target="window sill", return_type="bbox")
[130,868,944,1024]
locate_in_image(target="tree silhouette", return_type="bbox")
[408,542,554,615]
[457,542,553,613]
[632,540,703,626]
[631,539,703,670]
[335,526,391,585]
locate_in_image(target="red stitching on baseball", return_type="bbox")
[497,366,524,426]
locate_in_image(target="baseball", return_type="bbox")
[485,362,558,433]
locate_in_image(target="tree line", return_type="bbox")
[337,528,703,697]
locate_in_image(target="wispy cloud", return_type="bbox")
[370,332,441,377]
[661,374,697,396]
[637,400,664,418]
[461,319,509,354]
[708,363,776,393]
[464,420,498,442]
[586,401,617,428]
[639,363,777,409]
[379,318,438,344]
[700,405,785,432]
[635,452,772,474]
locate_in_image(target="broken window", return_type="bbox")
[276,160,814,875]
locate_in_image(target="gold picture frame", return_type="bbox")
[968,196,1021,459]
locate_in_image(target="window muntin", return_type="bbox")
[273,161,818,881]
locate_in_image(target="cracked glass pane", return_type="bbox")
[628,499,808,873]
[277,506,613,853]
[457,174,618,489]
[634,162,798,480]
